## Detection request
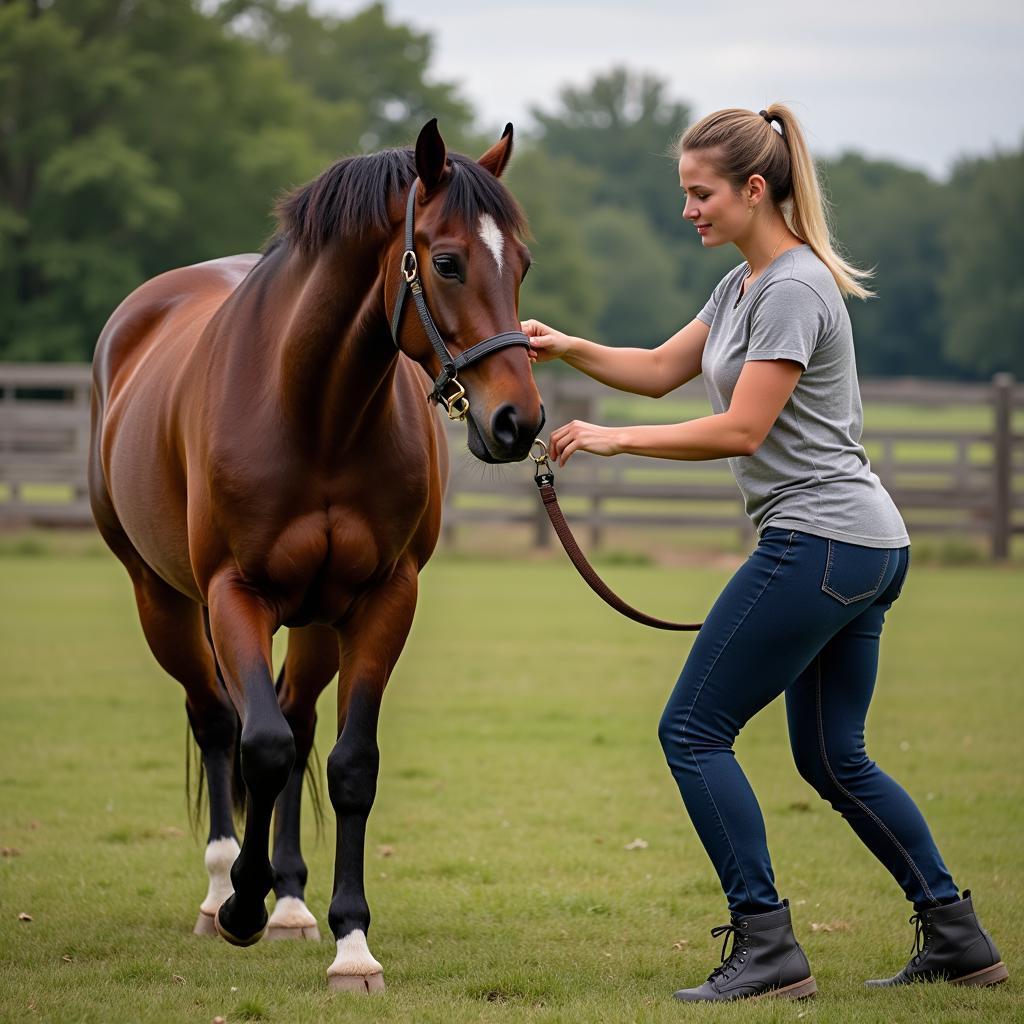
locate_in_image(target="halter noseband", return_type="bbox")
[389,179,531,420]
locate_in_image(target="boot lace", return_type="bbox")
[707,922,749,982]
[908,912,931,966]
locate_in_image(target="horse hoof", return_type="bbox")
[214,900,267,947]
[328,972,386,994]
[193,910,218,937]
[266,923,321,941]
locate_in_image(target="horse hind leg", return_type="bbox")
[127,566,242,937]
[190,609,245,935]
[266,624,339,941]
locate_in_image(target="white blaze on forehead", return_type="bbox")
[477,213,505,275]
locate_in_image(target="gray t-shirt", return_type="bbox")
[696,245,909,548]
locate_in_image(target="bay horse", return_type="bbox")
[88,119,544,992]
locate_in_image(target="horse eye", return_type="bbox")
[432,256,461,280]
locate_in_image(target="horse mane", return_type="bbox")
[271,148,527,254]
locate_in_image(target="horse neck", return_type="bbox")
[272,236,401,457]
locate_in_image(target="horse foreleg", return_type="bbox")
[267,625,339,941]
[206,575,295,947]
[326,562,418,993]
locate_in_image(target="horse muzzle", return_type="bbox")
[466,402,546,464]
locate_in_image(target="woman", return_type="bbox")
[521,105,1007,1002]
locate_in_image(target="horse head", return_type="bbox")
[389,119,545,464]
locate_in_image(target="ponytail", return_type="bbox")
[677,105,873,300]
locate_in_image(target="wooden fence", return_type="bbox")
[2,363,1022,559]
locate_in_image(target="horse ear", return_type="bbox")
[415,118,448,192]
[478,123,514,179]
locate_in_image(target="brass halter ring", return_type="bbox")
[530,438,554,483]
[439,378,470,421]
[401,249,418,284]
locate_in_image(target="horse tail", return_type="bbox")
[306,736,327,840]
[186,722,203,837]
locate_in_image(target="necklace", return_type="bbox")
[766,231,788,264]
[735,232,790,307]
[755,231,789,276]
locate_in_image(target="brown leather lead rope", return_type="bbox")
[530,441,703,631]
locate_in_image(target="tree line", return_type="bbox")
[1,0,1020,379]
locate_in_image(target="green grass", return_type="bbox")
[1,549,1021,1022]
[0,483,76,504]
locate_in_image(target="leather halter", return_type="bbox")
[389,179,531,420]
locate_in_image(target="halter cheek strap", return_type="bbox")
[389,180,530,420]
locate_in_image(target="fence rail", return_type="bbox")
[2,364,1022,559]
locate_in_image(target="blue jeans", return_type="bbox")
[658,528,959,916]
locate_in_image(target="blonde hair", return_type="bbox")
[676,105,873,300]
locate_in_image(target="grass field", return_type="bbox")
[1,542,1021,1023]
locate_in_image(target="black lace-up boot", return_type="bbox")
[865,890,1008,987]
[673,900,816,1002]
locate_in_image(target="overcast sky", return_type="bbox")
[317,0,1023,179]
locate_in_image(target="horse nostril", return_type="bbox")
[491,403,520,450]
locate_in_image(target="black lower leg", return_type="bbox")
[216,680,295,942]
[272,711,316,900]
[327,689,380,940]
[186,699,239,844]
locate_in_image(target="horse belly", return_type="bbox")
[103,384,197,596]
[100,311,221,597]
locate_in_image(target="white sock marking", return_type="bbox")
[268,895,318,928]
[478,213,505,275]
[327,929,383,976]
[199,836,239,914]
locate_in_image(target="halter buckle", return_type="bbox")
[439,378,470,421]
[401,249,418,283]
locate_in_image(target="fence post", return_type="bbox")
[992,372,1014,561]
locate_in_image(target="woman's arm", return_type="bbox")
[549,359,803,466]
[522,317,710,398]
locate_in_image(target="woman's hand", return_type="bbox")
[549,420,624,466]
[520,318,574,363]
